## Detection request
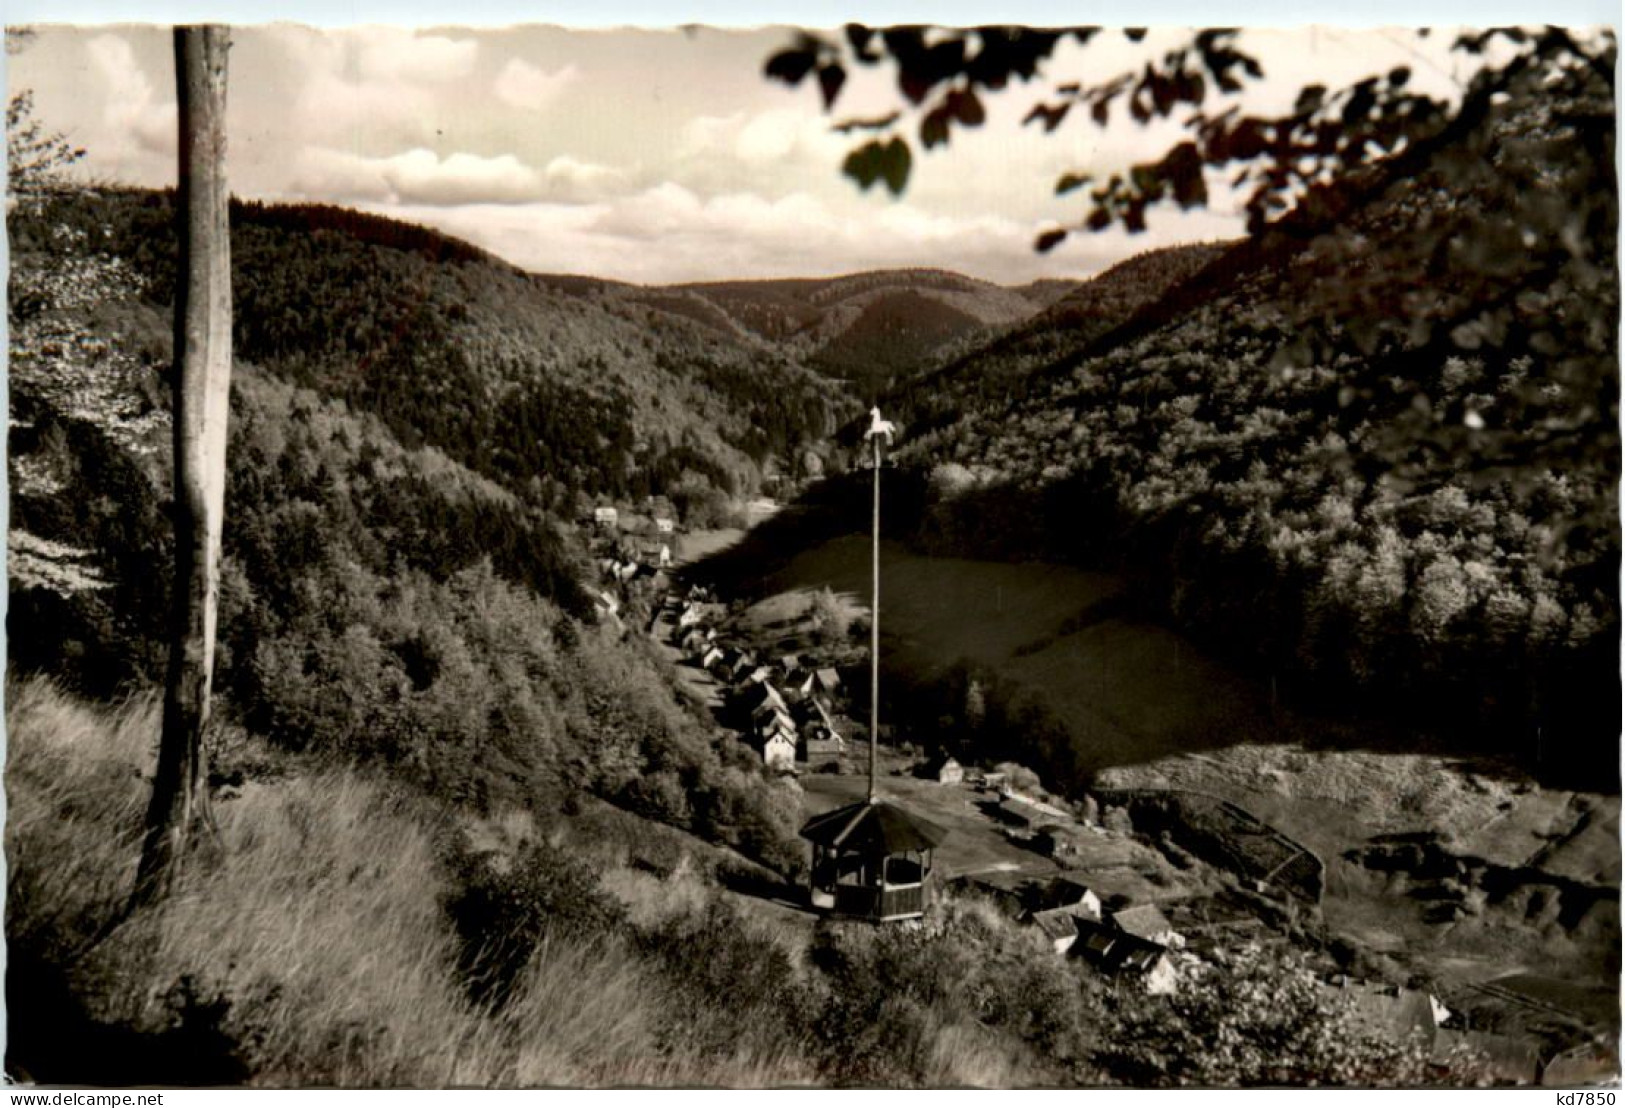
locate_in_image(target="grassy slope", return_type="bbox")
[4,680,815,1087]
[14,678,1481,1088]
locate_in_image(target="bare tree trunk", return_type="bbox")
[134,24,232,905]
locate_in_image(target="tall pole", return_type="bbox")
[135,24,232,904]
[869,430,880,804]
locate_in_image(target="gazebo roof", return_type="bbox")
[800,799,949,854]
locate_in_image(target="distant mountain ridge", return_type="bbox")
[846,241,1231,445]
[535,265,1081,398]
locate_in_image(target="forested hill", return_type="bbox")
[871,242,1231,443]
[12,190,859,518]
[890,51,1619,772]
[581,267,1075,398]
[8,202,806,867]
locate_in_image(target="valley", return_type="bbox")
[689,523,1619,997]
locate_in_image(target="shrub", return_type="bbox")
[447,837,628,1010]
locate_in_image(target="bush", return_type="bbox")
[447,838,628,1009]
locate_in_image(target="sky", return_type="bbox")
[2,21,1580,285]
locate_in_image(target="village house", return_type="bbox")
[755,705,797,737]
[1328,978,1445,1050]
[593,505,619,529]
[782,665,813,699]
[791,696,844,765]
[1030,908,1085,954]
[722,650,757,684]
[801,731,845,768]
[1034,823,1089,861]
[758,717,798,749]
[1109,903,1184,949]
[997,791,1073,829]
[1028,876,1102,920]
[707,646,745,681]
[1011,876,1105,954]
[743,681,789,716]
[920,753,964,785]
[1071,917,1179,995]
[648,496,678,535]
[635,538,672,569]
[757,728,797,772]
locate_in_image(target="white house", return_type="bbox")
[761,730,797,771]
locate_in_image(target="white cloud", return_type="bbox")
[273,28,481,147]
[543,155,631,202]
[493,59,580,111]
[86,34,176,158]
[580,184,1069,283]
[290,147,546,206]
[673,107,848,198]
[357,30,479,84]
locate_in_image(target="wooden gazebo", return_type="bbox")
[801,799,948,921]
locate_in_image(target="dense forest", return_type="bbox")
[11,189,856,518]
[876,45,1619,776]
[871,241,1232,444]
[8,207,804,864]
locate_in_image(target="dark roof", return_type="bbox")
[1336,982,1439,1042]
[1030,876,1098,914]
[1072,917,1168,975]
[1111,904,1174,941]
[1030,908,1084,943]
[800,799,950,853]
